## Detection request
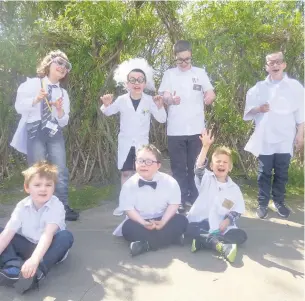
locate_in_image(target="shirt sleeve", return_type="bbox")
[56,89,70,127]
[167,177,181,205]
[15,78,41,116]
[119,182,136,211]
[44,201,66,230]
[5,203,24,232]
[158,70,172,94]
[100,96,121,116]
[150,98,167,123]
[243,85,260,121]
[200,69,214,92]
[293,83,305,124]
[194,158,208,185]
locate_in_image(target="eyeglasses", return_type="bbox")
[128,76,146,84]
[175,57,192,64]
[135,158,160,166]
[266,59,284,67]
[51,57,72,72]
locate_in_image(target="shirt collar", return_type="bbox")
[137,171,161,182]
[24,195,55,209]
[264,72,289,85]
[42,76,60,88]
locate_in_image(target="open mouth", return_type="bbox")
[217,168,225,172]
[272,69,280,73]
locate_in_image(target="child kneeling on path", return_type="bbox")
[186,130,247,263]
[113,144,188,257]
[0,161,74,294]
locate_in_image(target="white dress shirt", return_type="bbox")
[10,76,70,154]
[5,195,66,244]
[187,169,245,233]
[244,74,304,156]
[113,171,181,236]
[159,66,214,136]
[100,92,167,169]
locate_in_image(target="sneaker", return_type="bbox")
[256,206,268,219]
[0,267,20,287]
[274,203,290,218]
[65,205,79,221]
[14,269,45,294]
[130,241,149,257]
[216,243,237,263]
[113,206,124,216]
[191,238,201,253]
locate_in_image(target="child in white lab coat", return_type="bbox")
[100,58,167,216]
[186,130,247,263]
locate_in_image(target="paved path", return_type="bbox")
[0,200,304,301]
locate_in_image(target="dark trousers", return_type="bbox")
[26,123,69,206]
[168,134,202,204]
[122,214,188,250]
[0,228,74,275]
[257,153,291,207]
[185,220,247,245]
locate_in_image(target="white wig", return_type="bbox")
[113,58,155,91]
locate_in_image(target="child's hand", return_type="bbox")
[199,129,214,148]
[172,91,181,105]
[295,133,304,152]
[204,90,215,105]
[153,95,164,109]
[258,103,270,113]
[50,97,63,111]
[100,94,113,107]
[219,218,231,233]
[34,89,48,105]
[154,220,165,230]
[21,257,39,279]
[144,220,156,230]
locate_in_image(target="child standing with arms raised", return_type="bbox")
[100,58,166,216]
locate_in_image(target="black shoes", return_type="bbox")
[274,203,290,218]
[256,206,268,219]
[65,205,79,221]
[130,241,150,257]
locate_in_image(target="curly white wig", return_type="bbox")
[113,58,155,91]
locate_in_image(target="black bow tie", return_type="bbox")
[138,178,157,189]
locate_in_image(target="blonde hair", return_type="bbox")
[22,161,58,188]
[36,50,70,85]
[266,51,285,62]
[212,146,233,166]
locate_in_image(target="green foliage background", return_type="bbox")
[0,1,304,184]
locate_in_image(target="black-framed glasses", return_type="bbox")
[266,59,284,67]
[175,57,192,64]
[51,57,72,72]
[128,76,146,84]
[136,158,160,166]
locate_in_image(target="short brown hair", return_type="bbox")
[136,144,162,162]
[22,161,58,188]
[212,146,233,165]
[36,50,70,85]
[173,40,192,55]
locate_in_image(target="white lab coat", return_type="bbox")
[244,74,304,157]
[187,169,245,233]
[10,77,70,155]
[100,92,167,169]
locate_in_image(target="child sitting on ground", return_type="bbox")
[113,144,188,257]
[0,161,74,294]
[186,130,247,263]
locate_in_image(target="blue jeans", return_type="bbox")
[27,123,69,205]
[257,153,291,207]
[0,228,74,275]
